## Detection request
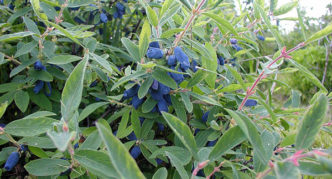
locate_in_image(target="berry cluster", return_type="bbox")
[146,42,164,59]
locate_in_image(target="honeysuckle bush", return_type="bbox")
[0,0,331,178]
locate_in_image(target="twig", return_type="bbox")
[321,41,331,84]
[191,160,209,179]
[206,161,225,179]
[238,42,306,110]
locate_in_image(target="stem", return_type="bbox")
[322,41,331,84]
[238,42,305,111]
[170,0,206,53]
[206,161,225,179]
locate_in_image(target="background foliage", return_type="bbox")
[0,0,331,178]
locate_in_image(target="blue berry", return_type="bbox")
[139,117,145,125]
[218,56,225,66]
[34,60,46,71]
[191,60,198,72]
[257,35,265,41]
[114,2,125,19]
[89,80,99,87]
[74,16,85,24]
[33,80,44,94]
[123,85,140,100]
[132,95,144,109]
[123,0,128,2]
[146,47,164,59]
[151,80,159,90]
[202,111,209,122]
[0,123,6,128]
[95,97,101,101]
[230,38,237,44]
[244,99,258,107]
[4,152,20,171]
[169,67,184,84]
[128,132,137,141]
[207,139,217,146]
[100,12,108,23]
[54,6,61,11]
[174,47,190,71]
[74,143,79,149]
[159,83,170,95]
[130,146,141,159]
[164,94,172,105]
[194,128,200,135]
[150,88,164,101]
[156,158,163,165]
[20,145,28,152]
[157,123,164,131]
[149,41,160,49]
[168,55,177,66]
[157,99,168,112]
[8,3,14,10]
[232,45,243,51]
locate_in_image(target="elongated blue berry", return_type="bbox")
[151,80,159,90]
[45,82,52,97]
[191,60,198,72]
[218,56,225,66]
[244,99,258,106]
[149,41,160,49]
[74,143,79,149]
[20,145,27,152]
[159,83,170,95]
[230,38,237,44]
[174,47,190,71]
[123,85,139,100]
[147,47,164,59]
[164,94,172,105]
[232,44,243,51]
[34,80,44,94]
[132,95,144,109]
[128,132,137,141]
[0,123,6,128]
[202,111,209,122]
[150,88,164,101]
[74,16,85,24]
[139,117,145,125]
[4,152,19,171]
[169,67,184,84]
[130,146,141,159]
[157,123,164,131]
[168,55,177,66]
[207,139,217,146]
[34,60,45,71]
[157,99,168,112]
[156,158,163,165]
[100,12,108,23]
[89,80,99,87]
[257,35,265,41]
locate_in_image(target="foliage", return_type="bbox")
[0,0,331,178]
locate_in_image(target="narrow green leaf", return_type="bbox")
[25,159,70,176]
[165,151,189,179]
[142,97,157,113]
[273,1,298,16]
[5,118,57,137]
[226,65,245,90]
[30,0,48,20]
[23,16,41,35]
[0,31,35,42]
[159,0,174,18]
[203,13,238,36]
[74,150,120,178]
[111,70,146,91]
[161,112,198,159]
[14,41,38,57]
[14,90,29,112]
[138,76,154,99]
[288,59,328,93]
[202,43,218,88]
[18,137,55,149]
[180,93,192,113]
[152,68,177,89]
[160,28,184,39]
[295,94,328,150]
[209,126,246,161]
[189,92,222,107]
[96,122,145,179]
[0,101,8,119]
[47,131,76,152]
[187,70,208,88]
[139,20,151,59]
[90,53,113,74]
[146,6,158,27]
[275,161,301,179]
[131,109,141,138]
[78,102,108,122]
[121,37,140,62]
[152,167,168,179]
[48,55,81,65]
[61,54,88,121]
[305,23,332,44]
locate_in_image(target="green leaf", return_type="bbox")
[96,122,145,179]
[48,22,82,45]
[0,31,35,42]
[138,76,154,99]
[30,69,53,82]
[178,0,192,10]
[189,92,222,107]
[48,55,81,65]
[131,109,141,139]
[67,0,95,7]
[225,109,268,167]
[299,161,332,176]
[275,161,301,179]
[170,95,187,122]
[288,59,328,93]
[30,0,48,20]
[90,53,113,74]
[161,112,198,159]
[305,23,332,43]
[201,43,218,88]
[121,37,140,62]
[78,102,108,122]
[80,130,102,150]
[23,111,56,119]
[47,131,76,152]
[160,0,174,18]
[180,93,192,113]
[23,16,41,35]
[226,65,245,90]
[25,159,70,176]
[273,1,298,16]
[165,151,189,179]
[0,101,8,119]
[209,126,246,161]
[203,13,238,36]
[139,20,151,60]
[5,117,57,137]
[61,54,88,121]
[152,167,168,179]
[159,3,182,26]
[160,28,184,39]
[74,150,120,178]
[14,90,29,112]
[14,41,38,57]
[142,97,158,113]
[295,94,328,150]
[187,70,209,88]
[152,68,178,89]
[18,136,55,149]
[111,70,146,91]
[146,6,158,27]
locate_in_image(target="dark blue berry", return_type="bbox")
[130,146,141,159]
[123,85,140,100]
[150,88,164,101]
[128,132,137,141]
[174,47,190,71]
[4,152,20,171]
[230,38,237,44]
[8,3,14,10]
[69,7,80,11]
[191,60,198,72]
[34,60,46,71]
[157,123,164,131]
[159,83,170,95]
[232,45,243,51]
[202,111,209,122]
[20,145,28,152]
[74,16,85,24]
[74,143,79,149]
[156,158,163,165]
[257,35,265,41]
[218,56,225,66]
[100,12,108,23]
[45,82,52,97]
[33,80,44,94]
[168,55,177,66]
[169,67,184,84]
[0,123,6,128]
[89,80,99,87]
[132,95,144,109]
[146,47,164,59]
[244,99,258,107]
[151,80,159,90]
[157,99,168,112]
[149,41,160,49]
[207,139,217,146]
